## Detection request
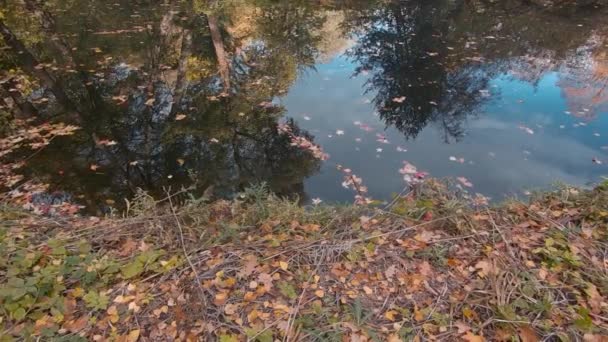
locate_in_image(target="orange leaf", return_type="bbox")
[384,310,398,321]
[462,331,485,342]
[518,326,539,342]
[213,292,227,306]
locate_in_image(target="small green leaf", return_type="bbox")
[245,329,273,342]
[12,307,26,321]
[83,291,109,311]
[219,334,238,342]
[574,307,593,332]
[121,261,144,279]
[278,281,297,300]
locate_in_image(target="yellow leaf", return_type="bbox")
[314,289,325,298]
[113,295,134,304]
[462,307,478,320]
[384,310,398,321]
[72,287,85,298]
[127,329,140,342]
[279,261,289,271]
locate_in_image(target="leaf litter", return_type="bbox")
[3,180,608,340]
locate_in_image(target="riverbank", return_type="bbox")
[1,180,608,341]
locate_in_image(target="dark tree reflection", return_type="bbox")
[345,0,492,142]
[344,0,608,141]
[0,0,324,212]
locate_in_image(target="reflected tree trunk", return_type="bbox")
[172,29,192,115]
[207,15,230,92]
[0,20,79,118]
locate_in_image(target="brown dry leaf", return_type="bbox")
[107,305,119,323]
[302,223,321,232]
[454,321,471,334]
[537,268,548,280]
[414,306,425,322]
[224,303,238,315]
[175,114,187,121]
[349,332,369,342]
[118,239,138,257]
[387,334,401,342]
[258,273,274,290]
[518,326,539,342]
[237,254,258,278]
[586,284,604,313]
[124,330,140,342]
[314,289,325,298]
[213,292,228,306]
[63,316,88,332]
[153,305,169,317]
[494,328,514,341]
[584,334,608,342]
[414,230,436,243]
[581,227,594,239]
[418,261,433,277]
[474,260,496,277]
[243,291,257,301]
[128,301,141,313]
[34,315,54,333]
[113,295,134,304]
[462,331,485,342]
[384,265,397,280]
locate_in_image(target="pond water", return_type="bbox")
[1,0,607,212]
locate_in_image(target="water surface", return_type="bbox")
[1,0,607,212]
